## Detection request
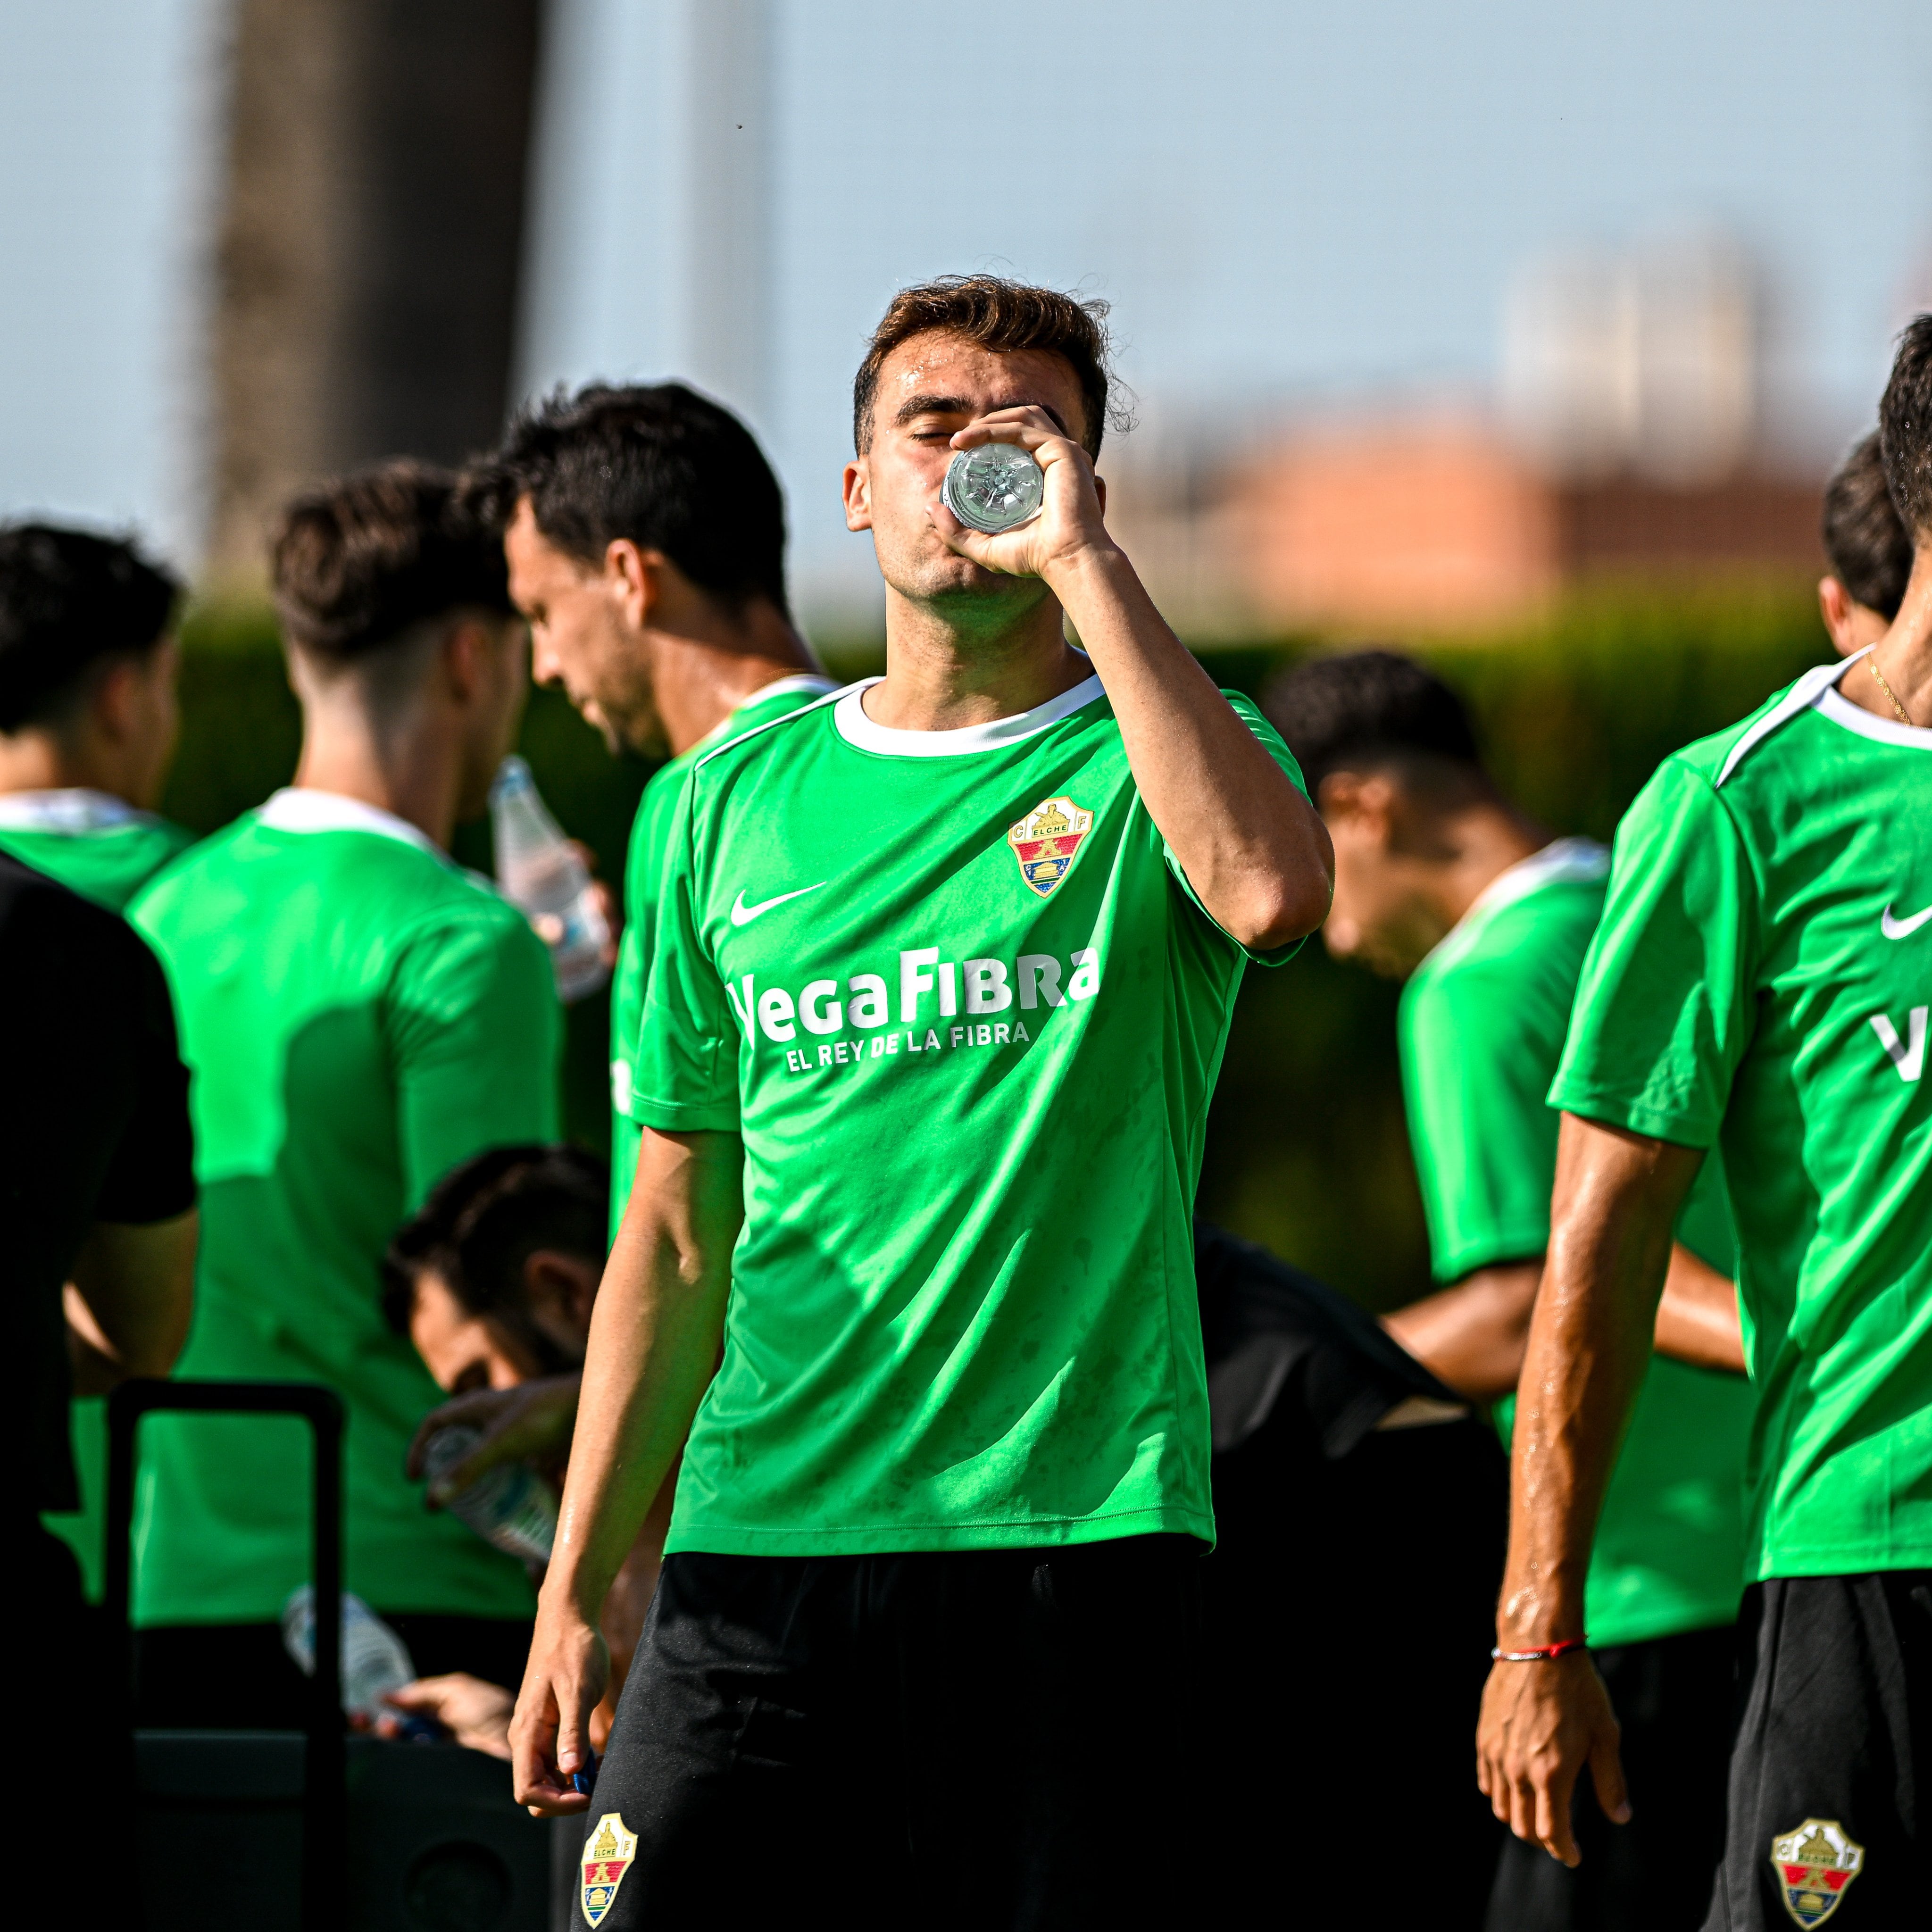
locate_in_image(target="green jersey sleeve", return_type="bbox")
[1551,761,1759,1149]
[1402,951,1563,1281]
[631,772,741,1135]
[1160,691,1312,966]
[387,901,563,1203]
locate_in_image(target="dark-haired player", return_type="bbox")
[477,383,830,1241]
[510,277,1333,1927]
[1818,430,1914,657]
[372,1144,667,1757]
[1478,319,1932,1927]
[0,524,193,907]
[1268,650,1751,1930]
[0,523,198,1613]
[129,462,562,1724]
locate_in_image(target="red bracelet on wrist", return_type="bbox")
[1491,1635,1588,1662]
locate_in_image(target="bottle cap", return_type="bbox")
[942,444,1045,535]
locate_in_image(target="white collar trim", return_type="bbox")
[0,787,144,832]
[1715,652,1868,788]
[1815,679,1932,751]
[833,672,1106,758]
[1464,835,1610,923]
[256,788,442,854]
[693,675,839,754]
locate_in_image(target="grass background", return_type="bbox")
[165,580,1829,1312]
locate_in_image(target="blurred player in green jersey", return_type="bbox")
[131,464,563,1724]
[1269,650,1752,1931]
[1478,322,1932,1928]
[509,277,1334,1928]
[483,383,830,1241]
[0,524,197,1612]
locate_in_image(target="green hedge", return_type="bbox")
[167,585,1830,1304]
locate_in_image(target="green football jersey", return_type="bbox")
[609,676,834,1241]
[1402,839,1754,1646]
[8,790,200,1603]
[0,788,195,910]
[632,674,1307,1557]
[1553,660,1932,1582]
[130,789,562,1624]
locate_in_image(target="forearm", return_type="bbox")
[1043,546,1332,948]
[1497,1120,1697,1644]
[1382,1260,1542,1403]
[1653,1242,1745,1374]
[542,1139,735,1623]
[65,1211,197,1387]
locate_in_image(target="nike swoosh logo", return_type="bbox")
[1882,903,1932,940]
[730,883,825,927]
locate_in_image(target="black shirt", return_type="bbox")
[1194,1219,1463,1457]
[2,852,195,1510]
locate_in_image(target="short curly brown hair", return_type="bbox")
[1879,313,1932,540]
[852,275,1125,460]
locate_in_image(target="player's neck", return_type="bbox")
[1837,547,1932,728]
[1430,801,1553,932]
[867,591,1089,731]
[0,722,140,804]
[292,702,464,851]
[649,599,819,758]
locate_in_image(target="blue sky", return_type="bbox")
[4,0,1929,605]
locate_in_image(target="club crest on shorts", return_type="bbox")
[1769,1818,1864,1926]
[1007,796,1093,899]
[581,1812,637,1927]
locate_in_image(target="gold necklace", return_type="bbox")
[1869,657,1916,727]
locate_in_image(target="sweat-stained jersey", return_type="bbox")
[608,675,834,1241]
[1553,658,1932,1582]
[631,673,1308,1556]
[131,790,561,1624]
[1402,837,1754,1647]
[7,789,199,1604]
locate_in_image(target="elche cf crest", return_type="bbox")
[581,1811,638,1927]
[1769,1818,1863,1926]
[1007,796,1093,899]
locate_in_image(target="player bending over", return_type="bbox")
[509,275,1332,1929]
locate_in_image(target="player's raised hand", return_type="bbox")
[929,406,1108,583]
[510,1599,608,1815]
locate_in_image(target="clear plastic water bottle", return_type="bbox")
[280,1584,419,1727]
[489,755,611,1001]
[419,1424,558,1564]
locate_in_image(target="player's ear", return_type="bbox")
[605,541,660,633]
[524,1249,601,1341]
[1318,770,1398,852]
[1817,576,1858,657]
[843,457,874,533]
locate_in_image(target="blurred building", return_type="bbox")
[1114,233,1826,637]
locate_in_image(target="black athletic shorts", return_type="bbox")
[1485,1623,1738,1932]
[1702,1571,1931,1930]
[577,1536,1203,1931]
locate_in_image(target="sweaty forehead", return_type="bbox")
[876,333,1087,440]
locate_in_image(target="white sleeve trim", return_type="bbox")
[1714,651,1870,789]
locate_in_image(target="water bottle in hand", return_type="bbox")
[489,755,611,1001]
[281,1584,421,1729]
[420,1423,558,1563]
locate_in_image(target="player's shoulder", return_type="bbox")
[1658,659,1850,797]
[690,679,853,789]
